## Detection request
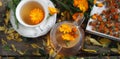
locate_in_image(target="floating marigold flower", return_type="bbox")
[29,8,44,25]
[48,6,57,15]
[73,0,88,12]
[59,23,72,33]
[62,34,75,41]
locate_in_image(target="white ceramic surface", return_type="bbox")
[86,1,120,40]
[10,0,57,38]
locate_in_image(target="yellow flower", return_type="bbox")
[94,0,97,4]
[62,34,75,41]
[48,6,57,15]
[29,8,44,24]
[59,23,72,33]
[72,13,84,21]
[73,0,88,12]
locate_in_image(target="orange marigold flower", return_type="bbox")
[94,0,97,4]
[29,8,44,24]
[48,6,57,15]
[73,0,88,12]
[59,23,72,33]
[62,34,75,41]
[72,13,84,21]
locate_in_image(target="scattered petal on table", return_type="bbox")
[0,1,2,7]
[17,50,25,55]
[111,48,120,54]
[117,43,120,50]
[85,36,102,46]
[0,26,6,31]
[99,38,111,47]
[32,49,41,55]
[31,43,40,48]
[4,11,10,25]
[1,39,7,45]
[82,49,97,53]
[11,44,16,52]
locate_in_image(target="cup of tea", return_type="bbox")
[16,0,48,27]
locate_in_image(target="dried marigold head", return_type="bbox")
[59,23,72,33]
[29,8,44,24]
[96,3,104,7]
[91,14,98,20]
[73,0,88,12]
[48,6,57,15]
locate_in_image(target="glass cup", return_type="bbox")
[50,21,85,56]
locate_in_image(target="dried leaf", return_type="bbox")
[4,29,8,34]
[1,39,7,45]
[82,49,97,53]
[6,36,12,40]
[14,33,19,39]
[49,49,56,57]
[111,48,120,54]
[117,43,120,50]
[0,1,2,6]
[0,26,5,31]
[7,29,15,34]
[31,43,40,48]
[86,36,102,46]
[42,40,47,47]
[11,44,16,51]
[32,49,41,55]
[55,55,63,59]
[17,50,25,55]
[16,38,23,42]
[99,38,111,47]
[4,11,10,25]
[47,35,50,46]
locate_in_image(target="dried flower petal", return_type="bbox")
[86,36,102,46]
[0,1,2,6]
[4,11,10,25]
[31,43,40,48]
[99,38,111,47]
[11,44,16,52]
[32,49,41,55]
[96,3,104,7]
[1,39,7,45]
[82,49,97,53]
[17,50,25,55]
[111,48,120,54]
[0,26,5,31]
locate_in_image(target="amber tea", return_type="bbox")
[20,1,45,25]
[56,23,80,48]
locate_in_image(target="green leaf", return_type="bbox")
[2,45,11,51]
